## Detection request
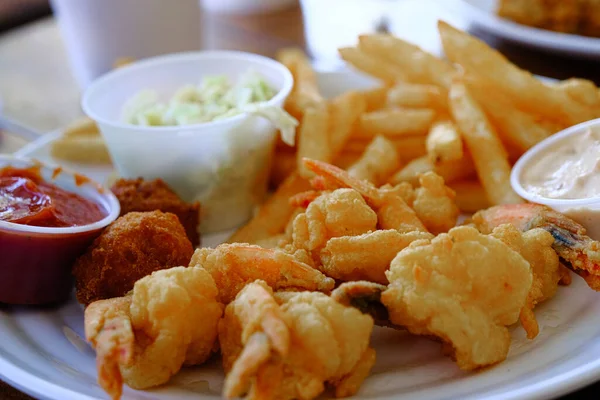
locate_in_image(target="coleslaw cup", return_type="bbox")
[0,156,120,305]
[511,118,600,238]
[82,51,294,233]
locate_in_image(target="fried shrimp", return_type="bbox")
[220,281,375,400]
[490,224,560,339]
[382,226,532,370]
[412,172,459,234]
[85,267,223,400]
[303,158,427,233]
[189,243,335,304]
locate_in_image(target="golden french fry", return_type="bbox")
[276,48,323,117]
[63,117,99,137]
[358,34,455,89]
[553,78,600,108]
[449,180,490,213]
[334,152,362,169]
[227,173,311,244]
[438,21,595,125]
[449,80,522,205]
[388,156,431,186]
[360,87,389,112]
[329,91,367,156]
[297,104,331,178]
[386,83,447,111]
[270,150,296,188]
[387,154,476,187]
[426,120,463,164]
[347,135,401,186]
[345,136,426,161]
[467,79,553,153]
[355,108,435,139]
[339,47,408,83]
[51,117,111,164]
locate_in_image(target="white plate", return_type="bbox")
[4,70,600,400]
[458,0,600,58]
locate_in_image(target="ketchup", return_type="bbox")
[0,167,105,227]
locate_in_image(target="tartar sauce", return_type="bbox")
[522,127,600,200]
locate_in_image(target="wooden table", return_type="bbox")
[0,1,599,398]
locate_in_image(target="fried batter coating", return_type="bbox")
[220,281,375,400]
[291,188,377,259]
[319,230,433,284]
[189,243,335,304]
[413,172,459,234]
[491,224,560,339]
[111,178,201,247]
[85,267,223,400]
[382,226,532,370]
[73,211,194,305]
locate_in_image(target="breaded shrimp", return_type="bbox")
[412,172,459,234]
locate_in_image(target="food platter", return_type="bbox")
[458,0,600,58]
[2,68,600,400]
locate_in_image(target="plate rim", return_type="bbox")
[457,0,600,56]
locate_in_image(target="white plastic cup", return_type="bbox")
[82,51,293,233]
[511,118,600,238]
[50,0,201,89]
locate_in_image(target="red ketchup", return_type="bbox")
[0,167,107,305]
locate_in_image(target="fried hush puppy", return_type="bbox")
[111,178,201,247]
[73,211,194,305]
[219,280,375,400]
[85,266,223,400]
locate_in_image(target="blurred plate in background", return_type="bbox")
[458,0,600,58]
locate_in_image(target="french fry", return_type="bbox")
[63,117,99,137]
[339,47,408,83]
[553,78,600,108]
[360,87,389,112]
[276,48,323,117]
[449,180,490,213]
[355,108,435,139]
[270,151,296,188]
[438,21,595,125]
[297,104,331,178]
[387,83,447,111]
[449,80,522,205]
[227,173,311,244]
[467,79,553,153]
[334,152,362,169]
[347,135,401,185]
[426,120,463,164]
[51,117,111,164]
[344,136,426,161]
[358,34,454,89]
[388,152,476,187]
[329,91,367,156]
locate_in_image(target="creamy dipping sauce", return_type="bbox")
[522,127,600,199]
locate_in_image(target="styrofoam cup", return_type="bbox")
[82,51,293,233]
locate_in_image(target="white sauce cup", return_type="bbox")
[82,51,294,233]
[511,118,600,238]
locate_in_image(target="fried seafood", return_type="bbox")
[382,226,532,370]
[412,172,459,234]
[320,230,433,284]
[290,188,377,258]
[473,203,600,291]
[189,243,335,304]
[304,158,427,233]
[73,211,194,305]
[331,281,392,327]
[85,267,223,400]
[491,224,560,339]
[220,281,375,399]
[111,178,201,247]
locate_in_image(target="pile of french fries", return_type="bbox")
[230,21,600,244]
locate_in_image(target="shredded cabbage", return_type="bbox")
[121,70,297,144]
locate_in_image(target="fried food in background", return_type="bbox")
[85,266,223,400]
[220,281,375,400]
[73,211,194,305]
[111,178,201,247]
[382,226,532,370]
[498,0,600,37]
[50,117,111,164]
